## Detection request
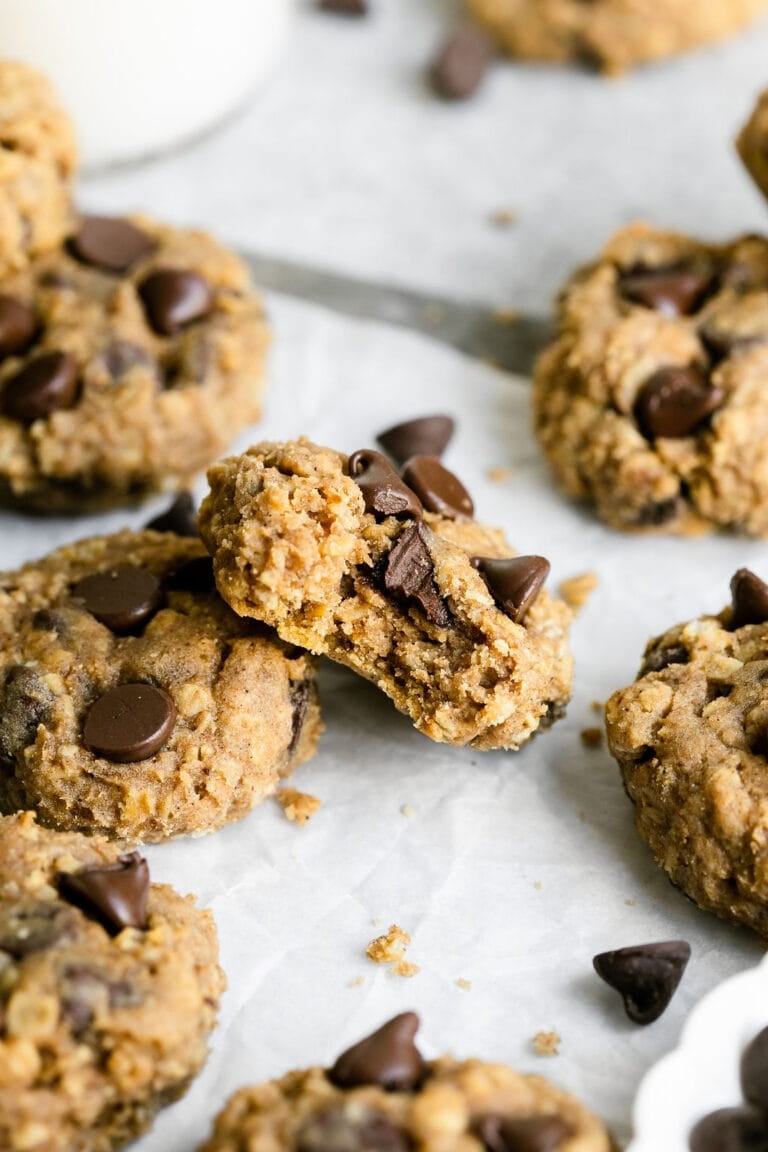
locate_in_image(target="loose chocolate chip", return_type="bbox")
[0,665,55,762]
[431,25,496,100]
[377,414,455,466]
[58,852,149,936]
[383,523,451,627]
[144,492,198,537]
[167,555,216,594]
[71,566,162,633]
[472,555,549,625]
[642,643,689,673]
[689,1107,768,1152]
[289,680,312,756]
[1,351,79,422]
[69,216,155,273]
[329,1011,425,1091]
[743,1027,768,1112]
[475,1114,575,1152]
[634,365,723,441]
[139,269,214,336]
[319,0,368,13]
[348,449,423,520]
[297,1107,409,1152]
[83,683,176,762]
[401,455,474,519]
[0,296,37,359]
[0,901,75,958]
[619,267,715,318]
[593,940,690,1025]
[731,569,768,629]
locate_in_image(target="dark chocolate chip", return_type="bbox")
[329,1011,424,1091]
[472,555,549,625]
[730,569,768,629]
[58,852,149,936]
[297,1107,409,1152]
[619,267,715,318]
[69,216,155,273]
[431,25,496,101]
[71,566,162,633]
[60,964,111,1035]
[634,365,723,441]
[101,340,156,382]
[401,455,474,519]
[633,497,682,527]
[83,683,176,762]
[348,449,422,520]
[139,269,214,336]
[0,901,75,958]
[689,1107,768,1152]
[377,414,455,466]
[289,680,312,756]
[319,0,368,13]
[475,1114,575,1152]
[0,295,37,359]
[593,940,690,1025]
[144,492,198,537]
[0,665,55,762]
[31,608,68,634]
[1,351,79,422]
[743,1027,768,1112]
[167,555,216,594]
[383,522,451,627]
[642,643,689,673]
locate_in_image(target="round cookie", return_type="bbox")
[467,0,768,74]
[0,530,321,842]
[534,222,768,536]
[199,438,572,751]
[0,60,76,277]
[0,213,270,511]
[199,1011,612,1152]
[0,810,224,1152]
[605,567,768,936]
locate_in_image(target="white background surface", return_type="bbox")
[13,0,768,1147]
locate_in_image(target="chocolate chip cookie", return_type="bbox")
[0,213,269,511]
[467,0,768,74]
[0,530,321,842]
[199,1011,612,1152]
[0,810,224,1152]
[533,222,768,536]
[199,438,572,750]
[606,568,768,936]
[0,60,76,278]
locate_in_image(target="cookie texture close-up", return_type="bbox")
[198,1012,612,1152]
[534,222,768,536]
[466,0,768,74]
[0,530,321,843]
[0,810,224,1152]
[199,438,573,751]
[606,568,768,937]
[0,213,270,511]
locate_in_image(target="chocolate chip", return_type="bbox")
[60,964,110,1035]
[633,497,681,527]
[31,608,68,634]
[431,25,496,100]
[139,270,214,336]
[377,414,455,466]
[689,1107,768,1152]
[619,267,715,317]
[0,296,37,359]
[297,1107,409,1152]
[58,852,149,936]
[634,365,723,441]
[69,216,155,273]
[475,1114,575,1152]
[144,492,198,537]
[472,556,549,624]
[0,665,55,762]
[0,901,75,958]
[731,569,768,629]
[319,0,368,13]
[289,680,312,756]
[71,566,162,632]
[383,522,451,627]
[167,555,216,594]
[101,340,156,382]
[1,351,79,422]
[743,1027,768,1111]
[401,455,473,519]
[642,643,689,673]
[329,1011,425,1091]
[593,940,690,1025]
[83,683,176,762]
[348,449,422,520]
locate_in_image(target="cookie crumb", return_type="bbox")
[558,572,598,612]
[534,880,543,890]
[490,208,517,228]
[401,803,415,817]
[276,788,321,825]
[348,976,365,987]
[580,727,604,749]
[393,960,421,978]
[487,466,513,484]
[625,898,637,907]
[591,700,604,713]
[532,1030,561,1057]
[456,977,472,990]
[494,308,520,326]
[366,924,411,964]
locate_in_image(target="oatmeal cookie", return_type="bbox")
[606,567,768,936]
[199,438,572,750]
[0,810,224,1152]
[534,222,768,536]
[199,1011,611,1152]
[0,530,321,842]
[0,213,269,511]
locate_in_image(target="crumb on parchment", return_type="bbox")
[348,976,365,988]
[591,700,604,713]
[532,1030,561,1057]
[276,788,321,825]
[367,924,410,964]
[487,466,512,484]
[490,208,517,227]
[580,727,604,749]
[393,961,420,978]
[558,572,598,612]
[401,803,415,818]
[456,977,472,990]
[494,308,520,326]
